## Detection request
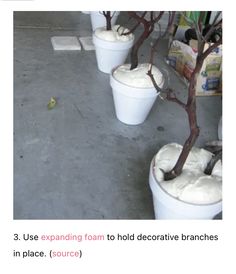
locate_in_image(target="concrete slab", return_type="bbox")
[51,36,81,51]
[79,36,95,50]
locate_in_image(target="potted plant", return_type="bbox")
[110,11,175,125]
[92,11,134,73]
[147,11,222,219]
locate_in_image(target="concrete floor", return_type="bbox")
[14,12,222,219]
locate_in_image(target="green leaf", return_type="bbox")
[47,97,57,110]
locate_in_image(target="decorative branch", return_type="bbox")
[204,150,222,175]
[201,37,222,60]
[165,89,186,110]
[164,13,222,180]
[102,11,112,30]
[127,11,165,70]
[122,12,147,35]
[146,12,176,97]
[146,69,162,93]
[204,18,222,42]
[149,11,176,64]
[146,11,222,180]
[127,11,150,27]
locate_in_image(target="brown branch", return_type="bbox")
[164,125,200,180]
[149,11,176,65]
[153,11,165,24]
[198,11,205,33]
[122,11,147,35]
[127,11,149,26]
[166,89,186,109]
[150,11,154,21]
[142,11,222,181]
[146,69,162,93]
[145,12,176,98]
[211,11,222,26]
[194,12,206,46]
[204,150,222,175]
[164,34,222,180]
[195,12,222,54]
[102,11,112,30]
[164,84,200,181]
[204,17,222,43]
[153,12,176,49]
[201,38,222,61]
[128,11,165,70]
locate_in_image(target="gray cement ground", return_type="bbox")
[14,12,222,219]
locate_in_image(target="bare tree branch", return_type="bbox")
[127,11,166,69]
[146,69,162,93]
[122,11,147,35]
[146,12,176,93]
[210,11,222,26]
[102,11,112,30]
[149,12,176,63]
[166,89,186,109]
[204,150,222,175]
[202,13,222,44]
[146,11,222,180]
[153,11,165,24]
[201,37,222,61]
[127,11,149,27]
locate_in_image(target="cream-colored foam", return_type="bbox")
[154,143,222,204]
[113,63,164,88]
[95,25,134,42]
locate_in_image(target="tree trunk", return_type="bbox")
[130,25,153,70]
[127,11,165,70]
[164,100,200,180]
[106,12,112,30]
[164,58,204,181]
[103,11,112,30]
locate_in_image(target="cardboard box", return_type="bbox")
[167,40,222,96]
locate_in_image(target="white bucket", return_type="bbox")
[149,158,222,219]
[110,71,158,125]
[93,34,134,74]
[90,11,120,31]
